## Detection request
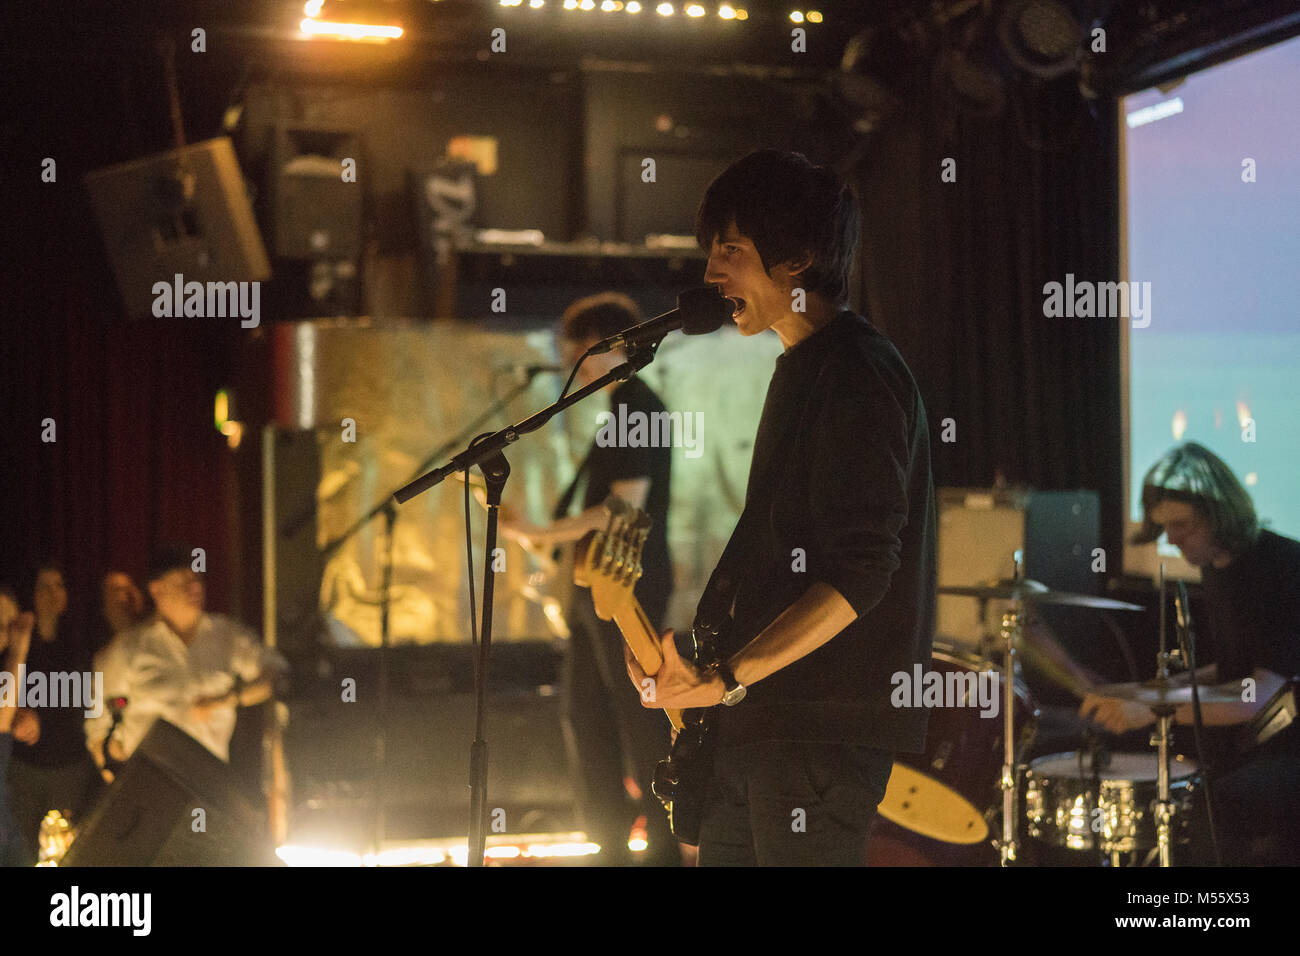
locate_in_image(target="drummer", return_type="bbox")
[1079,442,1300,864]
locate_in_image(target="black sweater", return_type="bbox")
[713,310,936,752]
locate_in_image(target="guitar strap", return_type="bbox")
[692,352,825,666]
[691,493,773,667]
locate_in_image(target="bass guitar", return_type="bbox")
[573,497,717,846]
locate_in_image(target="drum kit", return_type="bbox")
[872,556,1218,867]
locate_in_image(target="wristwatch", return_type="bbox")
[714,660,746,706]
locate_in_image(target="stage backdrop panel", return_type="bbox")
[271,317,782,647]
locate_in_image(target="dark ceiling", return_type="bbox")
[6,0,919,75]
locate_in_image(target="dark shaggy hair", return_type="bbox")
[695,149,861,306]
[559,292,644,344]
[1132,442,1260,555]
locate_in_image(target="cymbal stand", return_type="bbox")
[1150,563,1178,867]
[996,551,1026,866]
[1151,701,1177,867]
[997,603,1024,865]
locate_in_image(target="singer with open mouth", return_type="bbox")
[624,148,937,866]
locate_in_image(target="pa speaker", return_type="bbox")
[271,126,363,260]
[84,137,270,318]
[62,719,282,867]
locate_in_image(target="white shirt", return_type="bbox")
[87,613,286,763]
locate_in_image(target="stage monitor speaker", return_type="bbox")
[62,719,282,867]
[271,126,363,261]
[937,488,1100,644]
[84,137,271,318]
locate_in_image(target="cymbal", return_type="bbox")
[938,578,1144,611]
[1092,678,1244,707]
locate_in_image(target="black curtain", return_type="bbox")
[854,73,1124,568]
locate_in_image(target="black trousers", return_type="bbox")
[562,596,678,865]
[697,739,895,866]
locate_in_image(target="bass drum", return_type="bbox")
[868,641,1037,865]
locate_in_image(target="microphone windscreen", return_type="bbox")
[677,286,730,335]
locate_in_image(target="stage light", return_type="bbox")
[656,2,674,15]
[997,0,1082,80]
[734,7,746,18]
[686,3,705,16]
[602,0,617,9]
[580,0,594,9]
[790,10,804,23]
[807,10,822,22]
[719,4,736,18]
[1172,410,1187,441]
[626,1,642,10]
[277,845,363,867]
[303,0,324,16]
[214,388,230,432]
[530,0,545,7]
[564,0,578,8]
[299,14,404,43]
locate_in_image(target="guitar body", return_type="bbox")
[652,706,717,846]
[573,498,720,847]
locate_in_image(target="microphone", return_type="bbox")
[587,287,731,355]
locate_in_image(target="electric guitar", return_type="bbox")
[573,497,717,846]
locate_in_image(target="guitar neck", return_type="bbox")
[612,598,685,732]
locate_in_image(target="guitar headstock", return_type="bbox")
[573,496,652,621]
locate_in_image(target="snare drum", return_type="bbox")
[1024,751,1200,854]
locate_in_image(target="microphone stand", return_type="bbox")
[302,370,545,862]
[394,341,660,867]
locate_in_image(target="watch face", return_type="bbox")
[722,684,746,706]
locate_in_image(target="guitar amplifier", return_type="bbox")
[937,488,1100,645]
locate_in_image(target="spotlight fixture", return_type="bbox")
[997,0,1082,79]
[656,2,674,15]
[300,0,404,42]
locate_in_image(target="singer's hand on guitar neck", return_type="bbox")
[623,630,726,710]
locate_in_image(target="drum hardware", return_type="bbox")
[875,643,1037,856]
[1092,679,1245,706]
[1023,751,1200,863]
[936,555,1146,866]
[937,579,1145,611]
